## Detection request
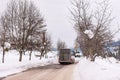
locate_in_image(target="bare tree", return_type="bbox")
[0,15,8,63]
[35,31,52,59]
[70,0,113,61]
[74,39,79,53]
[1,0,46,62]
[57,39,67,50]
[44,33,52,54]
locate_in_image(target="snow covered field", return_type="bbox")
[73,57,120,80]
[0,50,58,77]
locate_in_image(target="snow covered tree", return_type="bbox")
[70,0,113,61]
[1,0,46,62]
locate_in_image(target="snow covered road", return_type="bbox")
[2,64,75,80]
[0,50,58,78]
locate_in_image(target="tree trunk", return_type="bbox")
[2,47,5,63]
[19,51,23,62]
[29,51,32,61]
[40,53,42,60]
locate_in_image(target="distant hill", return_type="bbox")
[51,47,57,51]
[106,41,120,47]
[51,47,82,53]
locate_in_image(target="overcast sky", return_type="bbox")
[0,0,120,48]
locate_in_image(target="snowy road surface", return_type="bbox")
[2,64,75,80]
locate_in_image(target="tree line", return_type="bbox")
[0,0,52,63]
[0,0,120,63]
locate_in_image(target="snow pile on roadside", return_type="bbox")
[0,50,58,77]
[73,57,120,80]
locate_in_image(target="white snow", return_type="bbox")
[4,42,11,49]
[84,30,94,39]
[2,49,120,80]
[0,50,58,77]
[73,57,120,80]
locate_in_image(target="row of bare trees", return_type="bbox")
[70,0,113,61]
[1,0,117,63]
[57,39,67,50]
[0,0,52,63]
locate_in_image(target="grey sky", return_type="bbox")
[0,0,120,48]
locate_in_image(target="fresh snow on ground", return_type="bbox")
[0,50,58,77]
[73,57,120,80]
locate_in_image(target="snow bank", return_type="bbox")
[0,50,58,77]
[73,57,120,80]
